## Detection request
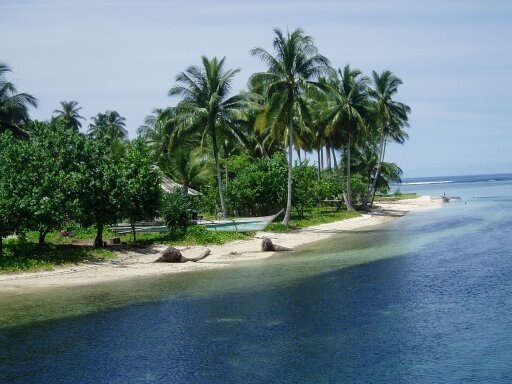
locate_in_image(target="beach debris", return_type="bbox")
[156,247,211,263]
[261,237,292,252]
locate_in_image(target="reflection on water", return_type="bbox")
[1,181,512,383]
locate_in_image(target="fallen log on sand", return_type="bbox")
[261,237,293,252]
[156,247,211,263]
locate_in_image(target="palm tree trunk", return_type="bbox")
[282,99,294,226]
[326,140,332,173]
[317,146,321,180]
[297,148,302,162]
[330,140,342,185]
[364,127,386,208]
[371,139,388,205]
[211,127,228,218]
[345,132,354,211]
[320,145,324,172]
[131,221,137,243]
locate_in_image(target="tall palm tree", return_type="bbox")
[88,110,128,141]
[365,70,410,207]
[169,56,243,218]
[322,65,370,211]
[138,107,176,165]
[0,63,37,139]
[53,100,85,132]
[250,28,330,225]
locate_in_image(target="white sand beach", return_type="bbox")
[0,196,441,292]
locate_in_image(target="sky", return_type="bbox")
[1,0,511,177]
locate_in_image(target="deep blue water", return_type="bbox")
[1,176,512,383]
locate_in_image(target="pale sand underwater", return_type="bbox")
[0,196,441,294]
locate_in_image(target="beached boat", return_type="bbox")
[198,210,283,232]
[110,210,283,234]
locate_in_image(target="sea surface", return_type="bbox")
[1,174,512,383]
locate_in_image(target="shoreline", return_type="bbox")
[0,196,441,293]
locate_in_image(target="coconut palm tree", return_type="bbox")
[169,56,243,218]
[321,65,370,211]
[365,70,410,207]
[88,110,128,141]
[53,100,85,132]
[0,63,37,139]
[250,28,330,225]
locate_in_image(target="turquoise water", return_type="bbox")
[1,176,511,383]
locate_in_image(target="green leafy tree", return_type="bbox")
[0,63,37,139]
[0,131,30,256]
[77,138,126,247]
[53,100,85,132]
[365,70,410,207]
[121,138,162,241]
[322,65,370,211]
[88,110,128,142]
[20,121,85,246]
[169,56,243,218]
[292,160,317,217]
[250,28,330,225]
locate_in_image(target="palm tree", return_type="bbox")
[250,28,330,225]
[365,70,410,207]
[169,56,243,218]
[322,65,370,211]
[53,100,85,132]
[0,63,37,139]
[138,107,176,165]
[88,110,128,141]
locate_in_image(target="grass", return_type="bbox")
[374,193,418,201]
[0,239,115,274]
[266,207,361,232]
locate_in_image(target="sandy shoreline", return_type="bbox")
[0,196,441,293]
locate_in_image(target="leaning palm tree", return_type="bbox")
[88,110,128,141]
[169,56,243,218]
[53,100,85,132]
[0,63,37,139]
[250,28,330,225]
[321,65,370,211]
[365,70,410,207]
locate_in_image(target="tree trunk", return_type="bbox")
[94,222,104,247]
[297,148,301,162]
[371,140,388,206]
[326,140,332,174]
[367,128,386,207]
[320,145,324,172]
[131,221,137,243]
[317,146,321,180]
[330,140,342,185]
[345,132,354,211]
[282,96,294,226]
[0,237,3,258]
[211,126,228,218]
[225,158,228,188]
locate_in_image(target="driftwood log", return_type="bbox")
[156,247,211,263]
[261,237,292,252]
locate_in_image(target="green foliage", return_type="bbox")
[394,188,402,197]
[121,138,162,240]
[225,153,287,216]
[76,137,126,245]
[349,173,368,204]
[292,160,317,217]
[265,208,361,231]
[162,189,191,233]
[180,225,251,245]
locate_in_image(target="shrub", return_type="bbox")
[162,189,191,233]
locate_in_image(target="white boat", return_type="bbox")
[198,210,283,232]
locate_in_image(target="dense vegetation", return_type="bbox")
[0,27,411,267]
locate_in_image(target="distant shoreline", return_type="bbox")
[0,196,442,294]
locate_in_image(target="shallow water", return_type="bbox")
[1,179,511,383]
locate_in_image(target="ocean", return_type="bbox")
[1,174,511,383]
